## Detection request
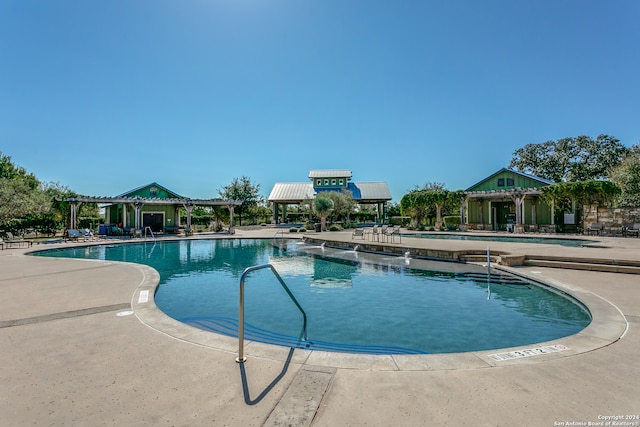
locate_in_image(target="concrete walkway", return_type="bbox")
[1,229,638,426]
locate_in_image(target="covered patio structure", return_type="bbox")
[62,183,241,235]
[268,170,392,225]
[463,169,555,232]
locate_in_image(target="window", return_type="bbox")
[324,179,329,185]
[497,178,505,187]
[339,179,344,185]
[332,179,336,185]
[506,178,514,186]
[317,179,322,186]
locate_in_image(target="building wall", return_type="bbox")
[583,205,640,231]
[466,197,553,228]
[106,204,178,229]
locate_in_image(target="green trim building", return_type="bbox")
[464,168,555,232]
[63,182,241,234]
[104,183,183,232]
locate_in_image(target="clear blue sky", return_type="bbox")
[2,1,639,202]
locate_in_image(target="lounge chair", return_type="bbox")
[80,229,97,240]
[2,233,32,248]
[352,228,365,239]
[65,229,84,242]
[6,232,22,242]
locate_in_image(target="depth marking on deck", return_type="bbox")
[488,344,569,361]
[138,290,149,304]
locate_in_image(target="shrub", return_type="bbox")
[289,227,298,233]
[299,227,307,233]
[329,225,342,232]
[390,216,411,226]
[443,216,461,230]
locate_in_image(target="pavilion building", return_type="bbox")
[463,168,556,232]
[267,170,392,224]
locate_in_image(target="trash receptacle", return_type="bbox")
[98,225,107,235]
[315,223,322,232]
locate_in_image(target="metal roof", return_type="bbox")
[268,182,391,202]
[466,168,553,191]
[60,196,241,206]
[268,183,316,202]
[117,182,184,198]
[308,170,352,179]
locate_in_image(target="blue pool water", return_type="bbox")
[34,239,591,354]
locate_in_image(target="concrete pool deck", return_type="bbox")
[1,229,638,426]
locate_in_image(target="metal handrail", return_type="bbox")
[144,226,155,241]
[236,263,307,363]
[272,230,287,244]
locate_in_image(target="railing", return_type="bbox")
[236,264,307,363]
[272,230,286,245]
[144,226,155,241]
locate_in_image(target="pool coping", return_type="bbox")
[124,237,628,371]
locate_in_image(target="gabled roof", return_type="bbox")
[268,182,391,202]
[308,170,352,179]
[268,183,316,202]
[466,168,553,192]
[117,182,184,199]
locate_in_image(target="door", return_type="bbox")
[143,213,164,232]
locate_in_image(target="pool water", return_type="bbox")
[34,239,591,354]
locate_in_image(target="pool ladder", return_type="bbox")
[144,226,155,241]
[236,263,308,363]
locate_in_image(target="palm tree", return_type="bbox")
[313,196,334,231]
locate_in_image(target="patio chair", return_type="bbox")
[384,225,402,243]
[352,228,365,240]
[588,222,603,236]
[365,225,380,242]
[625,223,640,238]
[380,225,389,242]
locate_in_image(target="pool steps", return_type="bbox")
[302,236,640,275]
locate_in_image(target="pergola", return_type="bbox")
[462,188,553,230]
[62,196,242,232]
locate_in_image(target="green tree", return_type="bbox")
[608,147,640,207]
[324,190,356,225]
[0,152,50,226]
[540,180,621,229]
[45,182,99,230]
[509,135,629,182]
[400,183,463,229]
[218,176,262,226]
[313,196,334,231]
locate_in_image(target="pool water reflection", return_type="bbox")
[35,239,591,354]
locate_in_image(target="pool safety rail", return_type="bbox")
[236,264,308,363]
[144,226,155,241]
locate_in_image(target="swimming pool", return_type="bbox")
[35,239,591,354]
[408,232,589,247]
